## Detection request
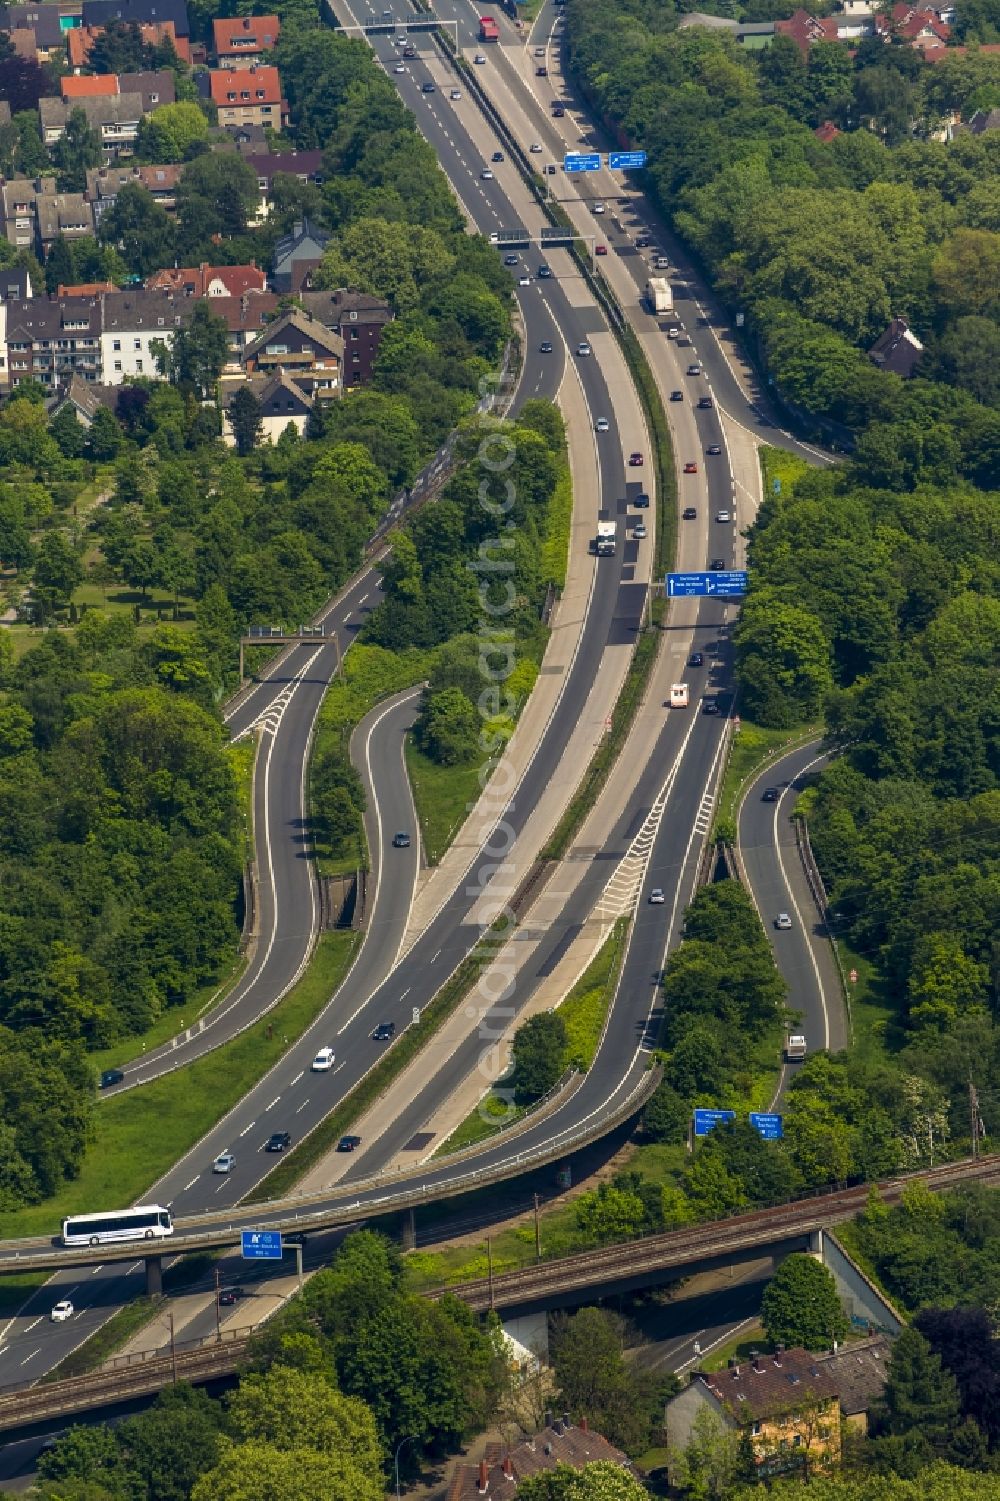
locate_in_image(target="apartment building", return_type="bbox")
[5,295,103,388]
[100,288,194,382]
[213,13,279,66]
[298,288,392,387]
[205,64,287,129]
[146,262,268,298]
[0,178,95,257]
[39,92,146,156]
[85,162,183,222]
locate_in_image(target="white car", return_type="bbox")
[634,521,647,539]
[311,1046,336,1072]
[50,1300,74,1323]
[213,1151,235,1174]
[489,231,500,243]
[592,201,606,214]
[393,63,405,73]
[774,913,793,931]
[576,341,592,357]
[450,88,461,99]
[595,417,610,432]
[667,326,681,339]
[534,44,545,55]
[474,52,486,63]
[481,168,494,179]
[530,142,542,153]
[518,273,530,285]
[715,510,731,523]
[649,888,665,905]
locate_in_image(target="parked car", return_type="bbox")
[595,243,608,255]
[492,150,504,162]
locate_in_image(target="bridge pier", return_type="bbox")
[807,1228,824,1259]
[145,1256,163,1297]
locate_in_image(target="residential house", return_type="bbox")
[874,1,952,48]
[958,106,1000,134]
[47,372,120,425]
[100,287,194,382]
[220,369,314,443]
[445,1417,633,1500]
[0,3,66,57]
[57,281,118,296]
[85,161,183,222]
[0,264,33,388]
[774,9,852,53]
[205,64,287,130]
[209,290,280,370]
[298,288,392,386]
[868,317,924,378]
[241,306,343,396]
[217,121,269,153]
[271,215,331,294]
[213,13,280,66]
[814,120,841,142]
[39,92,146,156]
[60,68,175,112]
[145,262,268,298]
[1,178,96,257]
[815,1336,891,1436]
[67,20,192,69]
[241,149,324,223]
[82,0,190,40]
[665,1347,842,1480]
[5,294,103,388]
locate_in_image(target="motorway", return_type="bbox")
[0,0,834,1396]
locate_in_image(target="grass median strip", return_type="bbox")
[0,931,359,1240]
[245,924,510,1203]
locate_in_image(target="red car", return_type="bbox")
[595,243,608,255]
[683,461,698,474]
[628,452,643,466]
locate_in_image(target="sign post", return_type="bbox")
[749,1112,784,1140]
[693,1108,736,1138]
[666,570,748,598]
[608,150,647,170]
[240,1229,282,1261]
[563,152,601,173]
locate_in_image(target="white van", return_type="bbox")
[311,1046,335,1072]
[670,683,690,708]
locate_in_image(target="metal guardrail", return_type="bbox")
[794,814,853,1043]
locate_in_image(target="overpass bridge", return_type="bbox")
[0,1153,995,1436]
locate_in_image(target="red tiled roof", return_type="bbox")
[213,14,280,55]
[446,1422,633,1501]
[146,263,268,298]
[698,1348,840,1424]
[774,9,841,53]
[61,73,119,98]
[208,64,282,106]
[814,120,841,142]
[57,281,118,296]
[204,292,280,332]
[67,21,191,67]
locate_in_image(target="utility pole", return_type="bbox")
[214,1267,221,1340]
[169,1310,177,1384]
[970,1078,984,1159]
[487,1236,494,1311]
[533,1194,541,1262]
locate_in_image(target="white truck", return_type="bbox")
[669,683,689,708]
[646,277,673,314]
[595,520,617,557]
[784,1033,807,1062]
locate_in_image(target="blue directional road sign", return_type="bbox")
[749,1112,784,1140]
[563,152,601,173]
[241,1229,282,1261]
[609,150,647,170]
[693,1108,736,1138]
[666,570,748,599]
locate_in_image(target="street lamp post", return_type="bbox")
[394,1436,417,1498]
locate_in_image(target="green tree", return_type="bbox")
[86,406,125,462]
[51,106,102,193]
[190,1438,381,1501]
[227,1366,381,1481]
[668,1404,752,1501]
[154,302,229,400]
[117,1384,223,1501]
[642,1081,690,1144]
[99,182,177,279]
[511,1011,567,1102]
[736,592,833,727]
[49,403,86,459]
[44,234,75,297]
[875,1327,962,1443]
[136,100,210,163]
[32,532,83,620]
[228,384,263,457]
[932,228,1000,320]
[575,1183,649,1244]
[517,1463,651,1500]
[176,152,259,253]
[760,1254,848,1351]
[414,685,478,765]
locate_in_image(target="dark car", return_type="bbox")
[552,103,565,116]
[392,831,411,848]
[702,698,720,715]
[698,395,714,409]
[635,235,651,248]
[403,44,415,55]
[421,81,435,92]
[218,1287,247,1306]
[682,507,697,520]
[633,491,649,508]
[265,1131,291,1152]
[670,389,683,401]
[492,150,504,162]
[337,1135,362,1152]
[762,787,780,803]
[503,253,519,266]
[688,651,704,667]
[707,444,722,455]
[538,263,552,278]
[100,1068,125,1089]
[540,340,553,353]
[372,1022,396,1041]
[709,557,726,570]
[536,63,547,74]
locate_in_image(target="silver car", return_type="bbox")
[213,1151,236,1174]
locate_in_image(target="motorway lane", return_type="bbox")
[738,742,848,1061]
